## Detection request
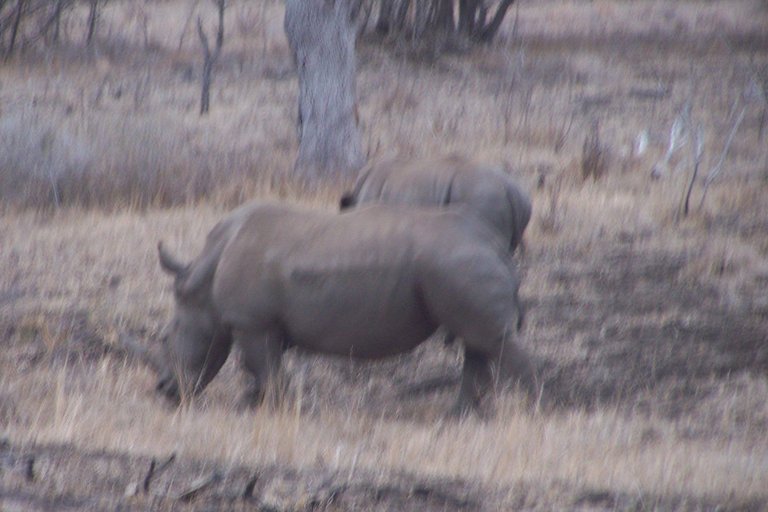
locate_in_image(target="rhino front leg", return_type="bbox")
[194,328,234,393]
[157,328,233,403]
[236,330,286,409]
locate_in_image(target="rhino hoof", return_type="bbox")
[156,374,181,404]
[238,388,265,411]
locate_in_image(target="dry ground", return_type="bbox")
[2,0,768,510]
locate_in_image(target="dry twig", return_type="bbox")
[698,104,746,209]
[143,453,176,493]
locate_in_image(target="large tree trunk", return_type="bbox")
[476,0,515,42]
[197,0,225,116]
[375,0,393,34]
[284,0,365,184]
[52,0,64,43]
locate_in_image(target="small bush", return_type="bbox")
[581,120,607,181]
[0,107,233,210]
[0,108,91,208]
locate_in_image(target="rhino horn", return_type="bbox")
[158,241,187,276]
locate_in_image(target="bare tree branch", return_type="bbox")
[6,0,26,58]
[698,105,746,209]
[197,0,225,115]
[681,124,704,219]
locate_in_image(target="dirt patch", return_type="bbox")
[528,248,768,416]
[1,1,767,507]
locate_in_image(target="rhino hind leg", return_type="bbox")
[494,332,540,404]
[453,333,539,416]
[156,369,181,403]
[339,192,356,210]
[236,330,287,409]
[452,349,493,417]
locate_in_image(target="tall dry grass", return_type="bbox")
[2,194,767,507]
[9,361,766,506]
[1,0,768,508]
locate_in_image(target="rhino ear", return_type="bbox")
[339,192,356,210]
[158,241,187,276]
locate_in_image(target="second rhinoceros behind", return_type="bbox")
[155,201,536,415]
[340,154,532,255]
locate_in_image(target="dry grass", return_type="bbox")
[8,362,766,503]
[2,0,768,509]
[2,197,767,508]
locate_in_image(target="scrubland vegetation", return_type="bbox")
[1,1,767,510]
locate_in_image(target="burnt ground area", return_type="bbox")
[531,246,768,418]
[3,242,766,510]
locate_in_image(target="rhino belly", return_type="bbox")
[280,267,437,359]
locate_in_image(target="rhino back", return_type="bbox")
[352,156,529,251]
[354,156,454,206]
[446,165,516,245]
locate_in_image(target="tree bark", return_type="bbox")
[284,0,365,183]
[476,0,515,42]
[197,1,224,116]
[458,0,478,36]
[7,0,25,57]
[198,18,212,115]
[375,0,393,34]
[393,0,410,33]
[86,0,98,46]
[52,0,63,43]
[434,0,454,33]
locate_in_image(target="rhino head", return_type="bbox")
[156,242,229,403]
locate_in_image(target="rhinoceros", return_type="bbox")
[155,201,536,415]
[340,154,532,255]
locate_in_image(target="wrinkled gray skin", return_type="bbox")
[339,154,532,347]
[340,154,532,255]
[156,201,536,415]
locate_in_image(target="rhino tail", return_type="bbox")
[504,180,533,253]
[440,176,454,206]
[499,253,525,332]
[339,192,356,210]
[516,297,525,331]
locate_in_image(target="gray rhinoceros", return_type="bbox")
[340,154,532,255]
[155,201,536,415]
